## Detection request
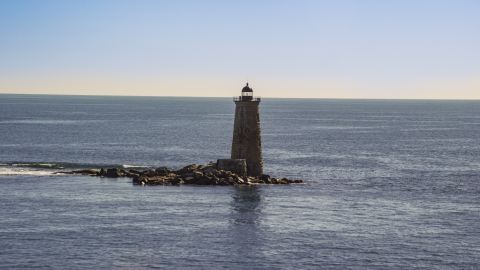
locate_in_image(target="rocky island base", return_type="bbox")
[56,162,303,186]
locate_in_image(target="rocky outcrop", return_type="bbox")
[57,161,303,186]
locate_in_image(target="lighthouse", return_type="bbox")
[231,83,263,176]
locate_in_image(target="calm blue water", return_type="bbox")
[1,94,479,269]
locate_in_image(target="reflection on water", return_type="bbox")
[227,186,267,262]
[230,186,263,226]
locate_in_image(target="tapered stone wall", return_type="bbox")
[231,100,263,176]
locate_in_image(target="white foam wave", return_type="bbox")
[121,164,150,169]
[12,163,54,167]
[10,163,63,169]
[0,167,55,176]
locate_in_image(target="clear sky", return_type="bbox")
[1,0,479,99]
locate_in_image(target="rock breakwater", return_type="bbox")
[57,162,303,186]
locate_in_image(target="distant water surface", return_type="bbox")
[0,94,479,269]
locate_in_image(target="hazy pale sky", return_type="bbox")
[1,0,479,98]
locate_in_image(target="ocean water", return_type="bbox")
[0,94,479,269]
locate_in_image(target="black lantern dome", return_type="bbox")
[241,83,253,101]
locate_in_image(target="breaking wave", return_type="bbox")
[0,162,153,176]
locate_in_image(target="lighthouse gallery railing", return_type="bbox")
[233,96,261,102]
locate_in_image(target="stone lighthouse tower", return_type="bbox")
[231,83,263,176]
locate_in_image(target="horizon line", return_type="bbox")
[1,92,479,101]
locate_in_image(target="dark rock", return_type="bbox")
[106,168,124,178]
[155,166,169,172]
[250,179,265,184]
[124,172,139,178]
[203,165,216,173]
[149,179,160,185]
[234,176,245,185]
[260,174,270,181]
[226,177,234,184]
[195,178,206,185]
[155,167,169,176]
[285,179,294,184]
[129,169,142,175]
[193,170,203,177]
[71,169,100,175]
[199,176,216,185]
[182,172,194,177]
[124,171,132,177]
[183,164,197,172]
[133,175,148,184]
[89,169,100,175]
[146,169,158,177]
[173,164,197,175]
[171,178,184,185]
[183,176,195,184]
[217,179,229,185]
